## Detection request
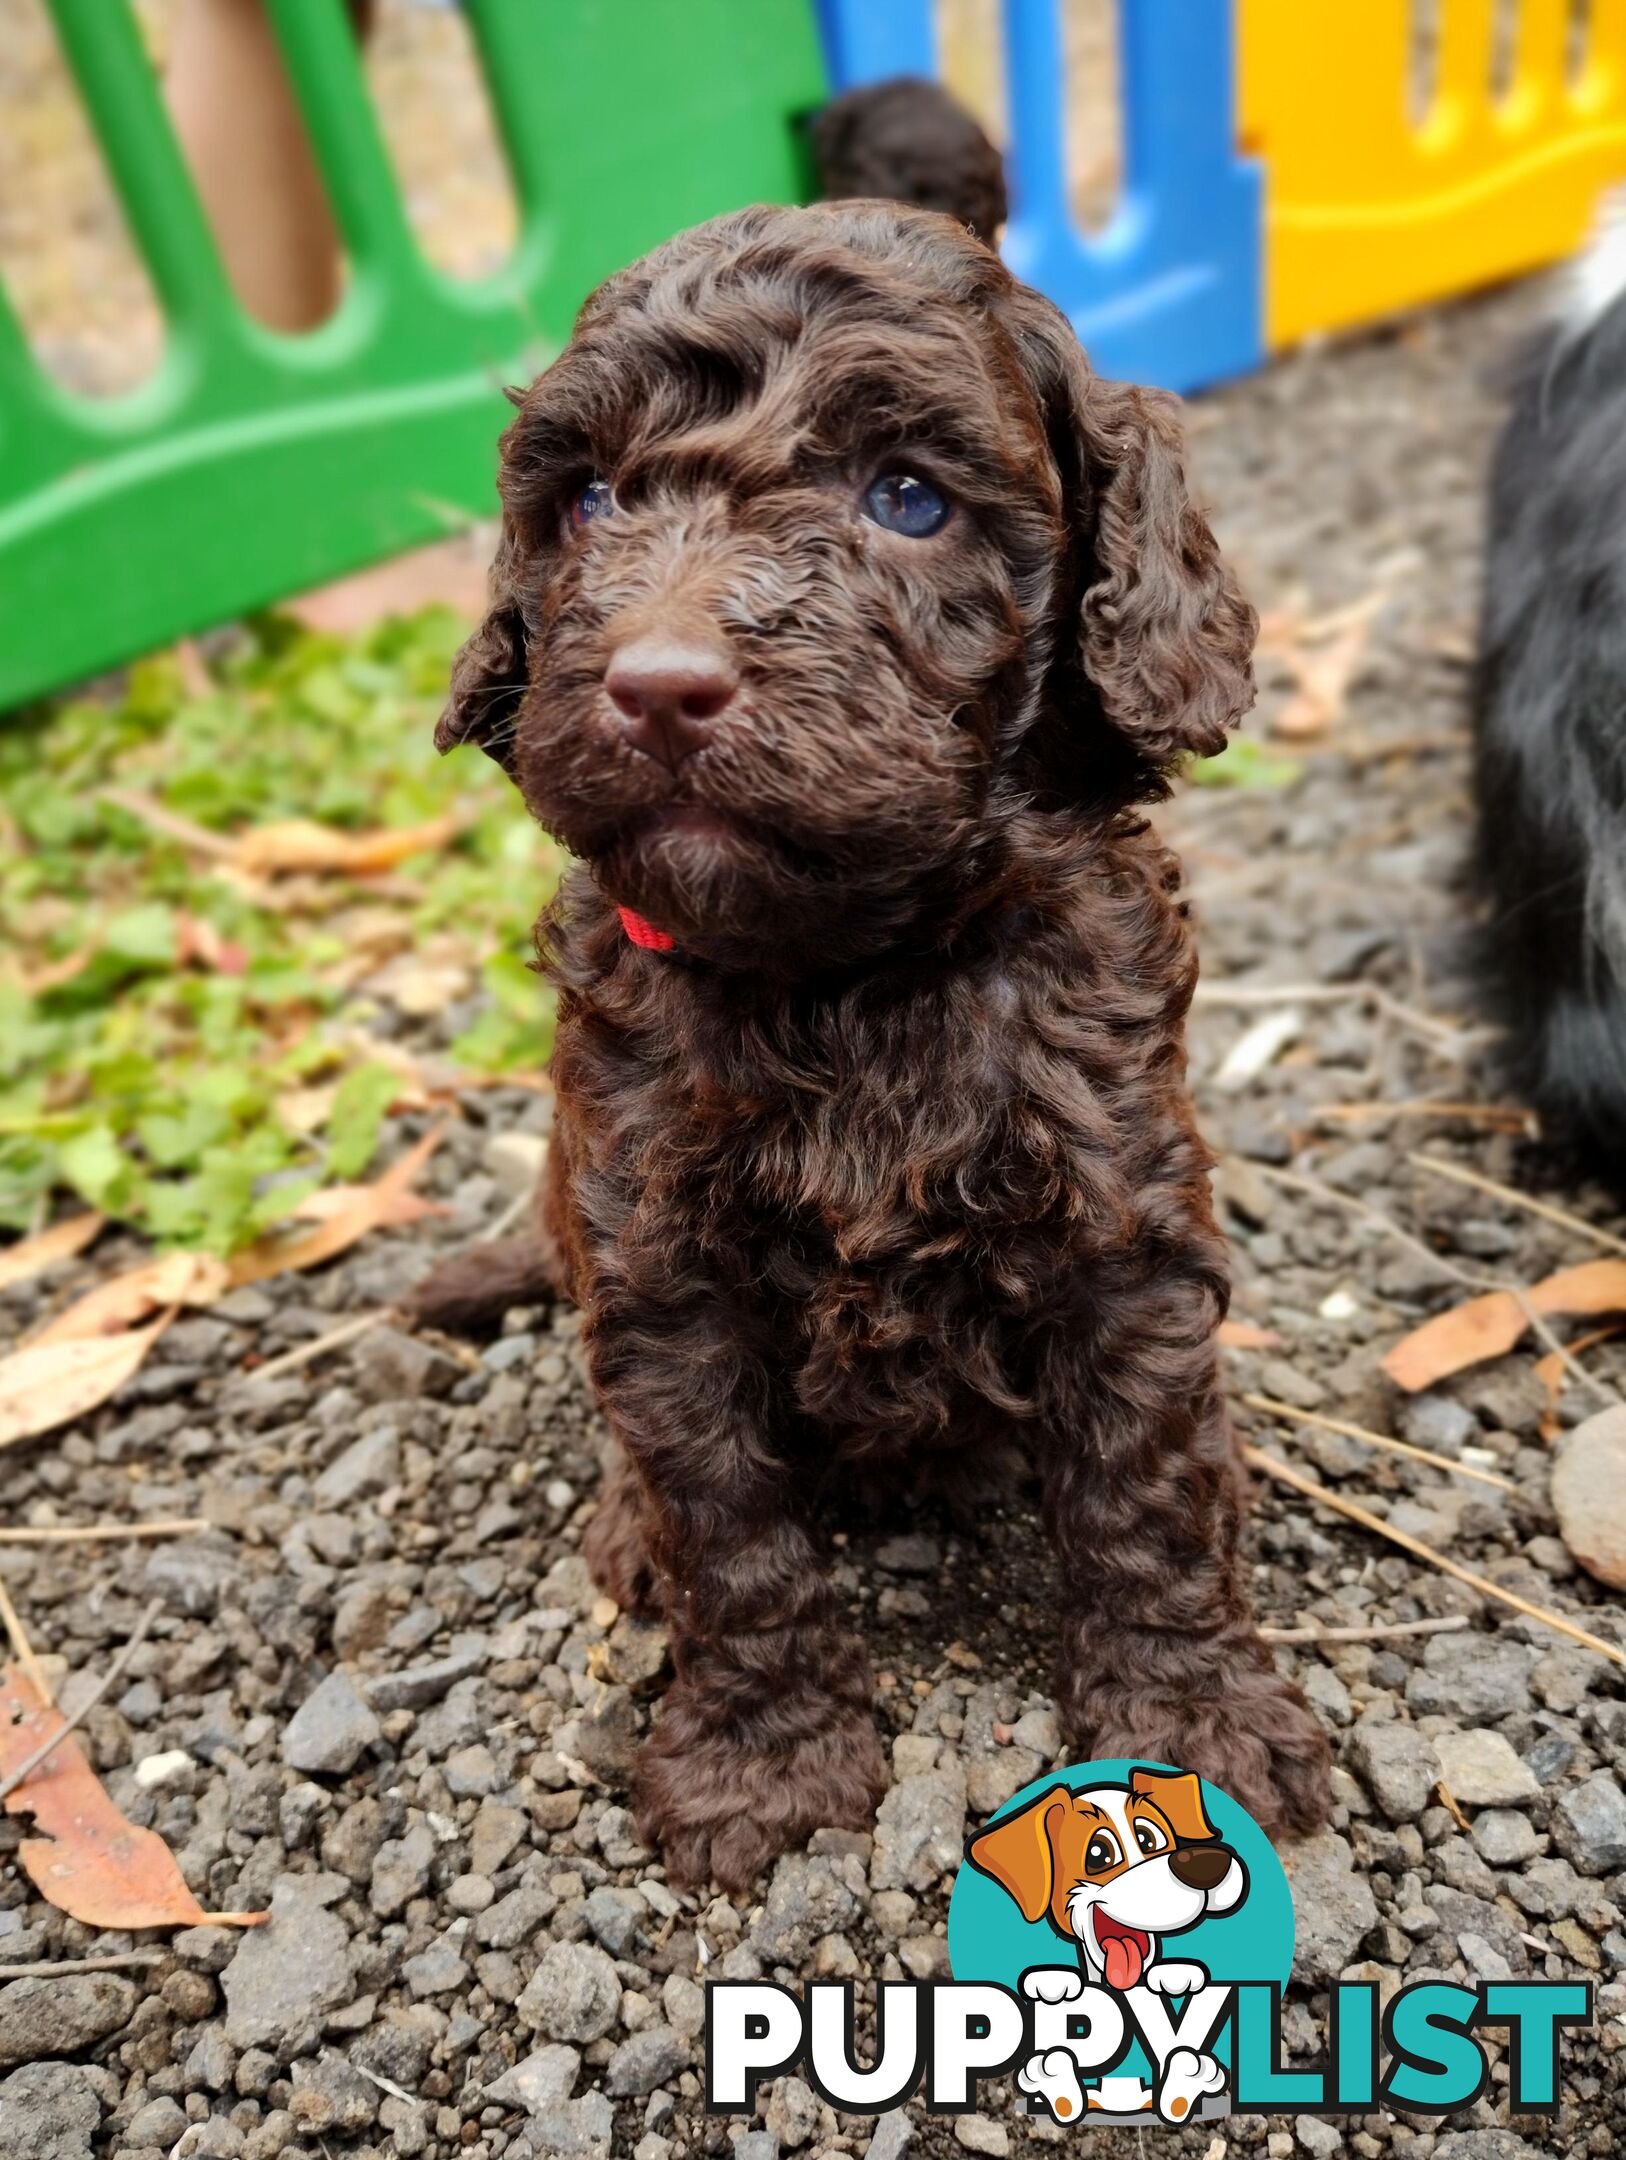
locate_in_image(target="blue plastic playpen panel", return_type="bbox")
[812,0,1264,396]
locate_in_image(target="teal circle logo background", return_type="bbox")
[946,1759,1295,2019]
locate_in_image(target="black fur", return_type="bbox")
[810,76,1008,241]
[1471,278,1626,1188]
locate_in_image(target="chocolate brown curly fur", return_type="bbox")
[417,202,1330,1887]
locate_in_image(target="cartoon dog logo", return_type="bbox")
[967,1767,1247,2125]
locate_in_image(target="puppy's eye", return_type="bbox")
[1133,1819,1169,1857]
[570,479,616,530]
[1084,1830,1122,1874]
[863,472,949,538]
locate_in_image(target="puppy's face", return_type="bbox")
[968,1769,1247,1988]
[442,204,1253,974]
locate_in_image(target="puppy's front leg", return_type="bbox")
[1041,1252,1330,1839]
[586,1298,886,1890]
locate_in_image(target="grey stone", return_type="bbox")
[332,1576,395,1658]
[568,1686,641,1780]
[313,1425,402,1508]
[584,1884,651,1958]
[469,1798,529,1877]
[1405,1633,1535,1722]
[604,2024,691,2096]
[1283,1830,1379,1983]
[364,1645,488,1713]
[485,2043,582,2113]
[183,2023,234,2093]
[143,1538,237,1617]
[866,2112,915,2160]
[280,1669,380,1775]
[352,1326,463,1403]
[288,2056,378,2136]
[1434,1728,1541,1808]
[1551,1771,1626,1874]
[321,1794,392,1882]
[1296,2119,1343,2158]
[443,1741,499,1797]
[517,1940,621,2043]
[1470,1809,1541,1866]
[1349,1715,1441,1821]
[0,1974,135,2069]
[753,1853,863,1965]
[0,2062,103,2160]
[475,1884,557,1950]
[403,1937,468,1997]
[370,1819,437,1917]
[732,2137,780,2160]
[528,2090,615,2160]
[1551,1405,1626,1589]
[126,2095,189,2146]
[221,1875,352,2054]
[1398,1395,1477,1455]
[871,1761,968,1892]
[764,2074,821,2148]
[1433,2136,1545,2160]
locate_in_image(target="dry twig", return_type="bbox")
[1408,1151,1626,1261]
[1241,1392,1514,1491]
[1260,1614,1469,1646]
[0,1953,163,1980]
[1243,1446,1626,1667]
[0,1571,52,1708]
[0,1518,207,1548]
[0,1599,163,1804]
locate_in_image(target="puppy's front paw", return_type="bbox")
[635,1689,886,1891]
[1022,1966,1085,2004]
[1075,1657,1331,1841]
[1142,1959,1207,1996]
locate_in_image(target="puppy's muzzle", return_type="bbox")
[1168,1844,1232,1893]
[606,633,737,773]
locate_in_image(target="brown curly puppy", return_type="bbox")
[420,201,1331,1888]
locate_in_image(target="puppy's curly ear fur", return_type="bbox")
[1011,295,1256,767]
[435,517,528,776]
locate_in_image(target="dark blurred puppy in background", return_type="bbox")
[1471,198,1626,1191]
[811,75,1008,242]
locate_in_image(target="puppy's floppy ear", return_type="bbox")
[1010,294,1255,766]
[1130,1768,1218,1844]
[435,518,528,776]
[967,1785,1071,1923]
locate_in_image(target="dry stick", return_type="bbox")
[0,1953,163,1980]
[1260,1614,1469,1646]
[1193,980,1483,1060]
[1250,1159,1621,1411]
[0,1599,163,1804]
[251,1310,391,1383]
[1407,1151,1626,1261]
[1312,1099,1534,1134]
[0,1518,207,1548]
[1241,1391,1515,1492]
[0,1570,53,1708]
[1242,1446,1626,1668]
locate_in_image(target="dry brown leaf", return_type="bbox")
[0,1316,173,1450]
[229,815,461,879]
[1382,1259,1626,1392]
[0,1664,264,1930]
[30,1251,228,1348]
[1218,1319,1282,1351]
[227,1123,447,1288]
[0,1214,103,1294]
[292,1183,442,1230]
[1273,616,1373,740]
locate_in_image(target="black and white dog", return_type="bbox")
[1471,198,1626,1189]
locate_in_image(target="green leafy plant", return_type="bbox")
[0,610,562,1250]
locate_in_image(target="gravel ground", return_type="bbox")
[6,274,1626,2160]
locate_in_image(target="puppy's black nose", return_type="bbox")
[606,637,737,771]
[1169,1844,1232,1892]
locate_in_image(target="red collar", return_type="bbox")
[618,906,677,953]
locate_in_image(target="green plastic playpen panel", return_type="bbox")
[0,0,827,711]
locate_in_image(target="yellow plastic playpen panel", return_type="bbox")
[1240,0,1626,347]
